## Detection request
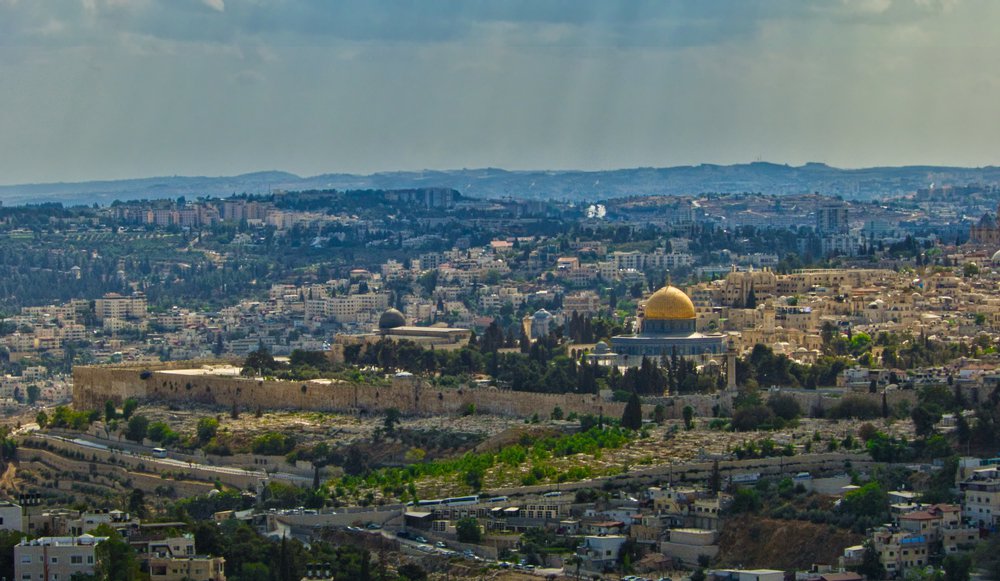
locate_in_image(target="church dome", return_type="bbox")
[378,308,406,329]
[643,285,696,320]
[991,249,1000,265]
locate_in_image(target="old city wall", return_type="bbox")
[73,365,631,419]
[73,365,910,421]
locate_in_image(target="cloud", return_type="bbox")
[201,0,223,12]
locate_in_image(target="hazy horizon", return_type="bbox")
[2,0,998,184]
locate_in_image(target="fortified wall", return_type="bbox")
[72,363,912,421]
[72,364,634,419]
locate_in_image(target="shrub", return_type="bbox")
[251,432,296,456]
[731,405,775,431]
[196,417,219,444]
[828,395,881,420]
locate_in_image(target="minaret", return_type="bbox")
[726,337,737,391]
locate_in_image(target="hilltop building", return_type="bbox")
[610,285,724,366]
[970,202,1000,246]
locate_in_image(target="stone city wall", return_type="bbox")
[73,364,912,421]
[73,364,631,419]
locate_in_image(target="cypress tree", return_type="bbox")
[621,392,643,430]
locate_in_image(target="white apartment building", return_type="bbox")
[15,535,106,581]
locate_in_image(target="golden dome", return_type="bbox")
[643,285,696,320]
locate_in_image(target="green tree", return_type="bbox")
[912,403,942,438]
[729,488,761,514]
[682,405,695,430]
[652,404,667,424]
[196,417,219,443]
[121,398,138,420]
[383,408,401,434]
[125,415,149,443]
[242,347,276,377]
[239,562,271,581]
[841,482,889,519]
[94,531,141,581]
[127,489,147,519]
[854,539,886,581]
[767,393,802,420]
[943,553,971,581]
[0,530,27,581]
[621,392,643,430]
[456,517,482,543]
[26,384,40,404]
[104,400,117,422]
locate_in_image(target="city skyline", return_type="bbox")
[1,0,997,184]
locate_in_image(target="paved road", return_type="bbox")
[27,431,310,484]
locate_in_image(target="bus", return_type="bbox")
[442,495,480,506]
[151,448,168,458]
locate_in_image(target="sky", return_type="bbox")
[0,0,998,184]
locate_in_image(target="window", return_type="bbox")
[71,556,83,564]
[87,556,94,564]
[51,557,58,564]
[20,556,31,563]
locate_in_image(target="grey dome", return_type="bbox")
[378,308,406,329]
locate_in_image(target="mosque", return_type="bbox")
[610,284,725,366]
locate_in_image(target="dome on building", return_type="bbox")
[643,285,696,320]
[991,249,1000,264]
[594,341,610,354]
[378,308,406,329]
[532,309,552,320]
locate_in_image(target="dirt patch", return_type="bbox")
[718,514,863,570]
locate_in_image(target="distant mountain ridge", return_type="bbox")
[2,162,999,206]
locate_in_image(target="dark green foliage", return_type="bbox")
[767,393,801,421]
[242,347,276,377]
[196,417,219,443]
[94,531,142,581]
[738,344,850,389]
[121,398,138,420]
[125,415,149,442]
[0,530,27,581]
[146,421,179,445]
[127,489,147,519]
[828,395,882,420]
[853,539,885,581]
[251,432,296,455]
[682,405,694,429]
[729,488,761,514]
[456,517,482,543]
[865,432,911,463]
[731,404,777,431]
[621,392,643,430]
[839,482,889,520]
[48,405,99,430]
[383,408,401,434]
[911,403,942,438]
[943,554,971,581]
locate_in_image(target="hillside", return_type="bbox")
[4,162,1000,205]
[718,515,864,570]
